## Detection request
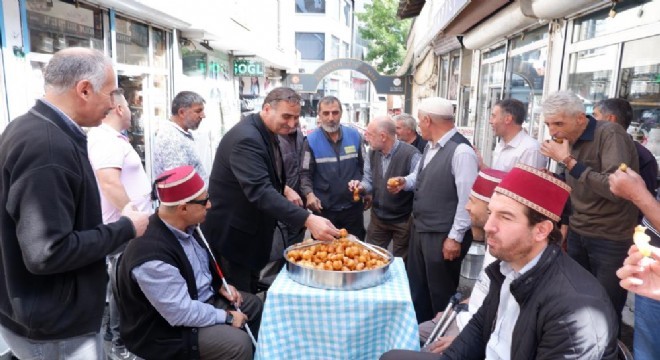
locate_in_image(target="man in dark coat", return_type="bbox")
[381,164,618,360]
[203,87,338,293]
[0,48,148,359]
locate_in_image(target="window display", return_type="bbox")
[26,0,105,54]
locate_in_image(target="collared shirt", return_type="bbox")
[485,246,547,360]
[87,123,152,223]
[491,129,547,171]
[153,121,208,183]
[403,128,479,242]
[131,219,226,327]
[39,98,86,137]
[361,140,421,194]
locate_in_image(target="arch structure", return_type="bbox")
[284,58,405,95]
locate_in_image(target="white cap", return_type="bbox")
[418,97,454,117]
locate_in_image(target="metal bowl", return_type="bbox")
[284,240,393,290]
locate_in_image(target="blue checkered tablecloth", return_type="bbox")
[255,258,419,360]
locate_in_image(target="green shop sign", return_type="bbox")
[234,60,264,76]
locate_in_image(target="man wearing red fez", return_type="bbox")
[382,164,618,360]
[117,166,262,360]
[203,87,339,293]
[418,168,507,353]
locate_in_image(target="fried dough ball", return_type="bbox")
[288,239,388,271]
[338,229,348,239]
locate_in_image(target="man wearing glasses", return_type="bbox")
[117,166,262,360]
[203,87,338,293]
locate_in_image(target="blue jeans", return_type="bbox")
[567,230,629,327]
[634,295,660,359]
[0,325,104,360]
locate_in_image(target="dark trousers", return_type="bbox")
[407,223,472,323]
[322,204,366,240]
[198,293,263,360]
[567,230,629,329]
[220,256,260,294]
[367,210,411,259]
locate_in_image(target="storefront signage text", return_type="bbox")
[234,60,264,76]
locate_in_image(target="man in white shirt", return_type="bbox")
[488,99,546,171]
[389,97,479,323]
[153,91,208,183]
[88,89,152,359]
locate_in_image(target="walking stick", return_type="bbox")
[195,226,257,347]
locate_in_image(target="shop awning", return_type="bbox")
[397,0,426,19]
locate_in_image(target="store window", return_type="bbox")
[438,57,449,98]
[296,0,325,13]
[572,2,660,43]
[475,46,506,163]
[504,43,547,139]
[618,34,660,158]
[296,32,325,60]
[27,0,105,54]
[567,45,618,112]
[153,28,167,69]
[115,16,149,66]
[448,55,460,101]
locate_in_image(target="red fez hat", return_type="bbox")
[471,168,508,202]
[155,166,205,206]
[494,164,571,222]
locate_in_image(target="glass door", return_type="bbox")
[117,74,147,167]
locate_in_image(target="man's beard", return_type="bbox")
[321,123,339,133]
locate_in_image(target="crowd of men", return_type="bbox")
[0,47,658,360]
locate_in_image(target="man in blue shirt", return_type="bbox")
[117,166,261,360]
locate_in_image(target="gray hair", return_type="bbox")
[392,113,417,131]
[171,91,205,115]
[43,47,112,94]
[317,96,343,113]
[542,91,585,118]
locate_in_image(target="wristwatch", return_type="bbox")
[225,312,234,325]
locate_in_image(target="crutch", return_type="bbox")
[423,293,463,348]
[425,303,468,346]
[195,226,257,347]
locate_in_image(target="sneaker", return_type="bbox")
[110,345,137,360]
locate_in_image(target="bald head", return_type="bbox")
[366,115,396,152]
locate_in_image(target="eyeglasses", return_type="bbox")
[187,194,210,206]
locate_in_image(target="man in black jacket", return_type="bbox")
[0,48,148,359]
[381,164,618,360]
[118,166,261,360]
[203,87,338,293]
